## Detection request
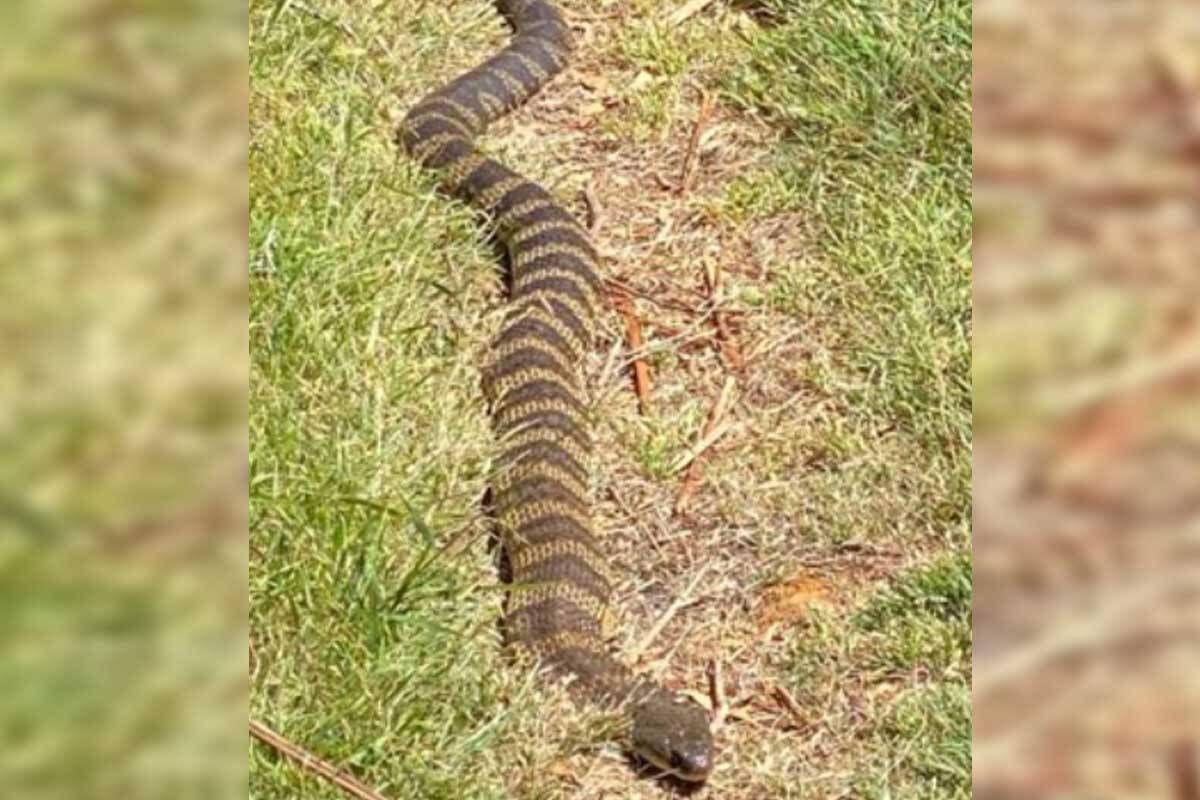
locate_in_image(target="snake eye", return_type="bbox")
[674,747,713,780]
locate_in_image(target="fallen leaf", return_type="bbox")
[578,73,610,93]
[758,573,832,626]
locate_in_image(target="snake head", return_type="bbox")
[630,689,714,782]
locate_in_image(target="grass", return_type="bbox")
[249,0,971,798]
[776,554,971,799]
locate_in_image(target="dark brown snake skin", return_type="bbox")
[397,0,714,782]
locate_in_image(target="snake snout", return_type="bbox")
[669,741,714,782]
[635,732,714,783]
[631,690,715,782]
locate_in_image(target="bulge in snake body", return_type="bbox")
[397,0,714,782]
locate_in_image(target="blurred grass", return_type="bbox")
[0,1,246,798]
[973,1,1199,797]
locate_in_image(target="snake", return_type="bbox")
[396,0,714,783]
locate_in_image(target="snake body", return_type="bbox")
[397,0,713,782]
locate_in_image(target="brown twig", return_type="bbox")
[703,260,745,371]
[583,178,604,233]
[1173,739,1198,800]
[611,287,653,415]
[679,93,714,195]
[649,169,677,192]
[249,718,393,800]
[708,659,730,733]
[773,685,808,730]
[673,376,738,515]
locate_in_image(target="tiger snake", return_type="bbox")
[396,0,715,783]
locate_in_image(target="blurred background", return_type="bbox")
[3,0,1198,797]
[0,1,246,797]
[974,1,1199,797]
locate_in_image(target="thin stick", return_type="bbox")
[703,260,745,371]
[668,0,718,26]
[673,377,737,515]
[611,288,653,415]
[673,464,705,517]
[628,564,711,661]
[679,93,714,194]
[583,179,604,234]
[708,659,730,733]
[1172,739,1198,800]
[249,718,393,800]
[773,685,808,729]
[650,170,677,192]
[673,376,737,473]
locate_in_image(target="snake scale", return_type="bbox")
[397,0,714,782]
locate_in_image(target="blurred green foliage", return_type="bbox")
[0,1,247,797]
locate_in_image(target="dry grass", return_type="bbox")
[249,1,970,798]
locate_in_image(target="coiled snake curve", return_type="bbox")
[396,0,715,783]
